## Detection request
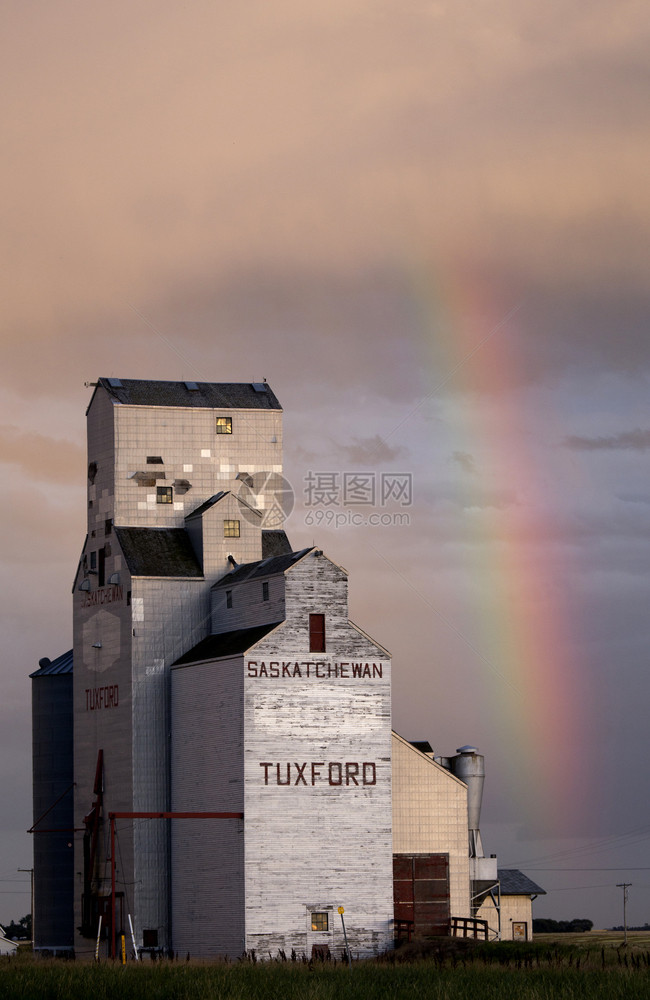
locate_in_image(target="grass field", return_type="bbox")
[2,934,650,1000]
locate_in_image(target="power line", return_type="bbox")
[525,867,650,872]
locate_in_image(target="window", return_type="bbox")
[262,581,269,602]
[311,912,328,932]
[226,590,232,609]
[216,417,232,434]
[90,551,97,571]
[98,548,106,587]
[142,929,158,948]
[146,456,164,464]
[224,519,240,537]
[157,487,173,504]
[309,614,326,652]
[105,518,113,536]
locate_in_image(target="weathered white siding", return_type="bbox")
[392,733,471,921]
[74,383,284,955]
[242,552,393,958]
[171,655,245,957]
[211,572,286,634]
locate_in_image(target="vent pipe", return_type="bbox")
[449,745,485,858]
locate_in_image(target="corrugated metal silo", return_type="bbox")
[31,650,75,955]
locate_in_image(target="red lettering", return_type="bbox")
[269,661,279,677]
[328,762,342,786]
[311,762,324,785]
[294,763,308,785]
[277,764,290,786]
[372,664,382,677]
[260,762,273,785]
[247,662,258,677]
[345,763,359,785]
[363,762,376,785]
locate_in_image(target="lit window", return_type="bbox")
[311,912,328,932]
[216,417,232,434]
[309,614,325,652]
[224,519,240,537]
[226,590,233,609]
[262,581,269,602]
[157,487,173,504]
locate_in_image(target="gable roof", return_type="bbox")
[173,622,283,665]
[184,492,229,520]
[498,869,546,896]
[212,547,313,588]
[115,527,203,577]
[96,378,281,410]
[30,648,73,678]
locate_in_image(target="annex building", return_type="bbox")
[31,377,543,959]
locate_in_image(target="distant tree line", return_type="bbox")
[0,915,31,940]
[610,923,650,932]
[533,918,593,933]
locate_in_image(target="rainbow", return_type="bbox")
[409,259,591,832]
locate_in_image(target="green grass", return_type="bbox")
[2,939,650,1000]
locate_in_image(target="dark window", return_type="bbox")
[98,549,106,587]
[311,912,328,932]
[226,590,232,609]
[262,581,269,602]
[224,519,240,537]
[90,551,97,571]
[104,518,113,536]
[157,487,173,504]
[309,614,325,652]
[142,929,158,948]
[216,417,232,434]
[127,591,131,606]
[88,461,97,484]
[146,456,164,464]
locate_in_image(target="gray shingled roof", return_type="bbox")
[498,869,546,896]
[184,492,229,521]
[213,548,313,588]
[261,530,293,558]
[115,527,203,577]
[173,622,283,665]
[30,649,73,678]
[97,378,281,410]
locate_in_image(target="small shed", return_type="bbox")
[476,869,546,941]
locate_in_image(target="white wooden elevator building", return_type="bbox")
[31,377,542,958]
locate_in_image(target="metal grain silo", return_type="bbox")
[30,650,75,955]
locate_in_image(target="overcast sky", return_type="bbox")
[2,1,649,929]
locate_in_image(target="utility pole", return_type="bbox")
[616,883,632,946]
